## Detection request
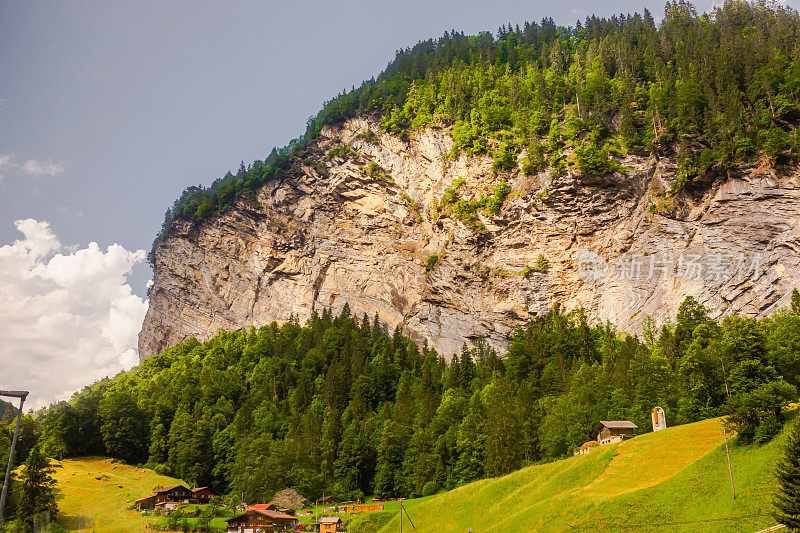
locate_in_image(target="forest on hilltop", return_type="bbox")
[150,0,800,263]
[2,293,799,506]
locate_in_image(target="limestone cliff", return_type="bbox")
[139,118,800,360]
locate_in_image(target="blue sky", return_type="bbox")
[0,0,689,297]
[2,0,798,405]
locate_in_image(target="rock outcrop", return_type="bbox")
[139,118,800,360]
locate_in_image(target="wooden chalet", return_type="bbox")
[226,509,298,533]
[192,486,221,504]
[135,484,192,511]
[318,516,341,533]
[134,493,157,511]
[596,420,638,445]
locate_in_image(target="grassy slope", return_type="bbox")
[357,417,785,533]
[54,417,787,532]
[52,456,186,532]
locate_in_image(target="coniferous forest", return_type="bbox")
[3,294,799,506]
[4,0,800,522]
[151,1,800,262]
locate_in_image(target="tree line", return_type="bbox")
[3,292,799,508]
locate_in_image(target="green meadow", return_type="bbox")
[51,416,789,532]
[351,416,786,532]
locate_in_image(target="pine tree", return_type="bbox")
[774,420,800,529]
[791,288,800,316]
[18,445,58,526]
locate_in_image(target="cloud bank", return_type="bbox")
[0,219,148,409]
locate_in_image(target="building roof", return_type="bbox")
[320,517,342,523]
[599,420,638,429]
[135,494,157,502]
[155,484,189,494]
[246,503,278,511]
[580,441,600,451]
[259,509,296,520]
[226,509,297,523]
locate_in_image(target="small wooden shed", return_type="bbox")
[319,516,342,533]
[596,420,638,445]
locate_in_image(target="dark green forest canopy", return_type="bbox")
[150,1,800,265]
[25,297,800,503]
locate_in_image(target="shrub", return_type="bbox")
[522,139,546,175]
[764,126,790,161]
[421,481,439,497]
[534,254,549,273]
[485,179,509,215]
[440,177,465,205]
[574,139,619,176]
[354,128,379,144]
[327,144,357,161]
[725,380,798,444]
[492,142,518,171]
[365,161,394,182]
[425,254,439,271]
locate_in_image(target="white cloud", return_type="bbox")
[0,154,65,180]
[0,154,12,180]
[0,219,148,409]
[19,158,64,177]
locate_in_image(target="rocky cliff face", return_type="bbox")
[139,118,800,360]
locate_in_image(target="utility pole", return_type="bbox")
[399,501,415,532]
[1,390,29,528]
[723,426,736,499]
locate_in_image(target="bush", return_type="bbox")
[492,142,518,171]
[421,481,439,497]
[425,255,439,271]
[440,177,464,205]
[534,254,549,273]
[327,144,357,161]
[754,416,784,444]
[726,380,798,444]
[522,140,546,175]
[764,126,790,161]
[365,161,394,182]
[354,128,379,144]
[574,139,619,176]
[485,179,509,215]
[167,511,181,530]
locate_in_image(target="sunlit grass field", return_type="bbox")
[53,416,789,532]
[51,456,186,532]
[353,416,787,532]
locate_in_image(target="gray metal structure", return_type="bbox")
[0,389,29,528]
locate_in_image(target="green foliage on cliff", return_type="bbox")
[152,2,800,265]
